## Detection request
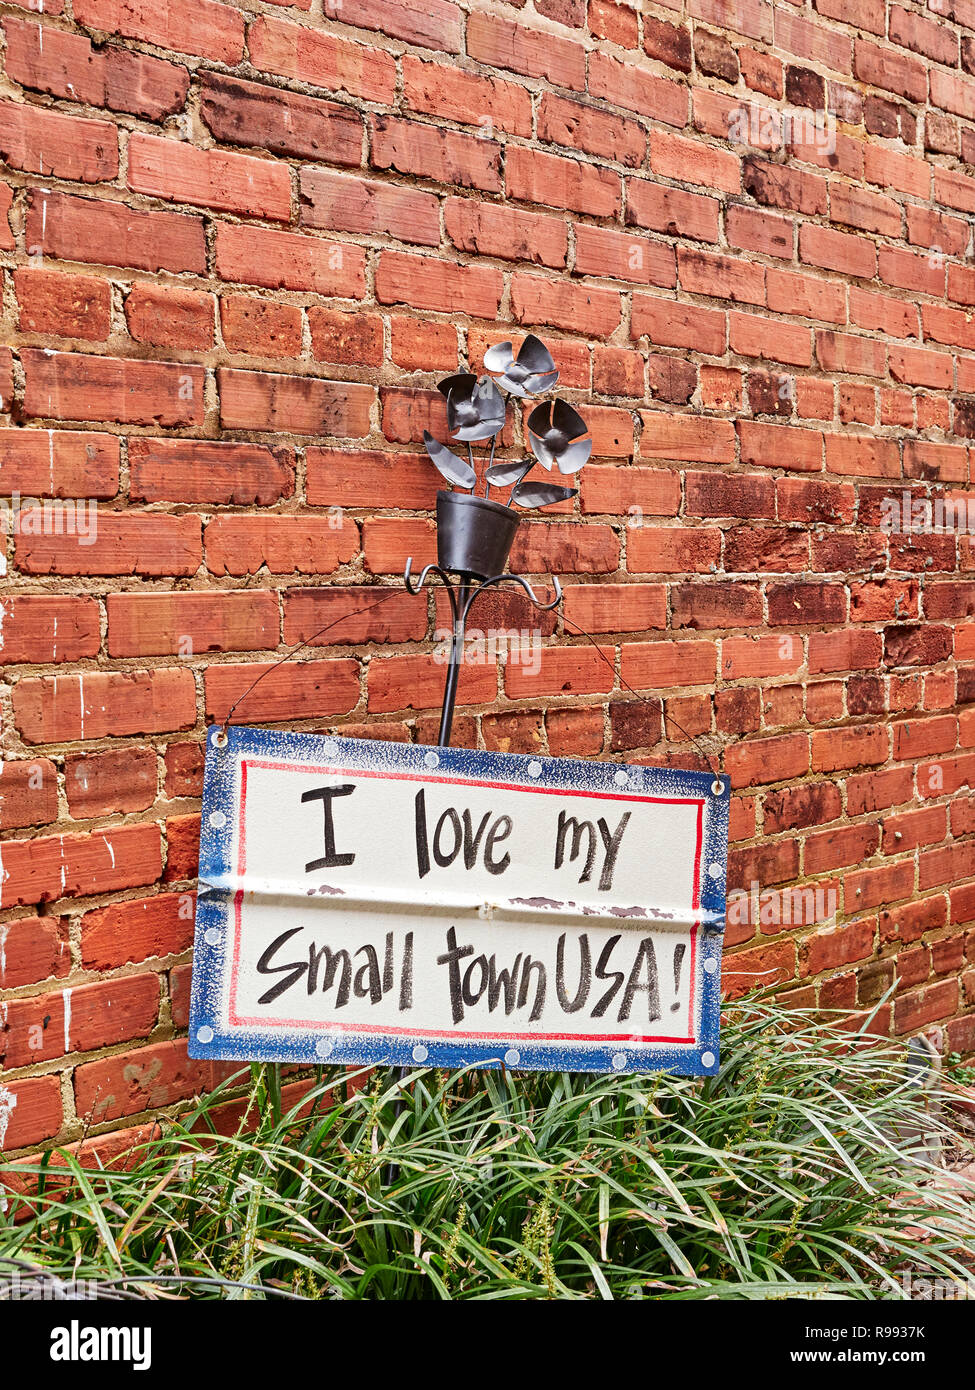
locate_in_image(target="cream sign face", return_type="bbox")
[189,727,729,1075]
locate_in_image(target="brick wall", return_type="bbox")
[2,0,975,1158]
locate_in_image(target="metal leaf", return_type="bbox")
[512,480,578,510]
[422,430,476,489]
[485,459,534,487]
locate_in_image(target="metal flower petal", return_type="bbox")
[422,430,477,489]
[484,334,559,397]
[526,399,592,475]
[438,373,505,441]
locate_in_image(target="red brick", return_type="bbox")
[26,189,205,274]
[74,1039,211,1125]
[631,295,726,354]
[129,438,293,507]
[651,130,741,194]
[206,658,359,724]
[220,295,301,358]
[22,350,204,427]
[82,892,194,969]
[126,282,214,350]
[727,204,794,260]
[107,591,278,657]
[800,224,876,279]
[246,15,396,103]
[200,71,361,163]
[539,92,645,167]
[1,974,160,1067]
[15,268,111,341]
[371,115,501,194]
[562,584,667,633]
[0,758,58,830]
[74,0,244,64]
[589,50,687,125]
[626,179,720,242]
[164,743,204,799]
[205,515,358,577]
[580,465,680,517]
[4,17,189,120]
[506,146,620,218]
[216,222,365,298]
[299,168,439,248]
[376,251,503,319]
[505,646,615,699]
[368,652,494,713]
[446,198,568,269]
[0,823,162,909]
[0,429,118,499]
[309,307,383,368]
[128,132,289,220]
[13,668,196,743]
[722,940,795,1000]
[0,915,69,990]
[403,55,533,137]
[218,368,373,437]
[466,9,586,91]
[284,587,425,647]
[66,747,157,818]
[15,513,201,577]
[0,100,116,182]
[621,639,716,689]
[512,274,622,338]
[574,224,676,288]
[628,528,717,578]
[0,1074,63,1150]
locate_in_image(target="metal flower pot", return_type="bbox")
[436,490,520,580]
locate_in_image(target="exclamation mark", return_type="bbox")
[670,943,687,1012]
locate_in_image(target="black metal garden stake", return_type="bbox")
[384,334,592,1180]
[403,332,593,750]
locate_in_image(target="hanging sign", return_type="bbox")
[189,726,729,1075]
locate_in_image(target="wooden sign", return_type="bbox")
[189,727,729,1075]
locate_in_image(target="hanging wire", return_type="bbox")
[218,589,409,732]
[215,583,724,778]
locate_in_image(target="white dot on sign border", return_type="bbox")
[208,810,226,829]
[424,752,439,769]
[504,1048,520,1066]
[701,1052,715,1068]
[196,1026,214,1045]
[613,769,629,786]
[527,759,542,778]
[322,739,338,757]
[703,957,718,975]
[315,1038,334,1059]
[204,927,220,946]
[612,1052,627,1070]
[412,1044,429,1062]
[708,862,723,879]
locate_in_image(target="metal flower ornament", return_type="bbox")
[422,333,591,517]
[404,332,589,745]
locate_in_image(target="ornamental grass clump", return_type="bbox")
[3,999,975,1300]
